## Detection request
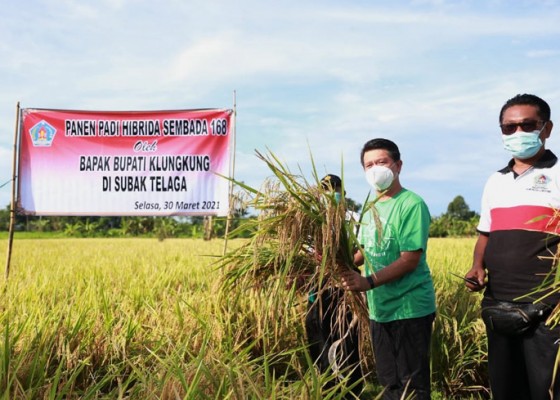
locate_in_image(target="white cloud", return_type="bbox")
[526,49,560,58]
[1,1,560,213]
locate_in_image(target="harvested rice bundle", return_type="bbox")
[218,150,379,333]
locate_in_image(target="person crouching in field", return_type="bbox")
[305,174,364,398]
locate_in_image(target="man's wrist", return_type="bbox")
[366,275,375,289]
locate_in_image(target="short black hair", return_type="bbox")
[321,174,342,190]
[499,94,551,123]
[360,138,400,167]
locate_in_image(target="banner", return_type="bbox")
[18,108,233,216]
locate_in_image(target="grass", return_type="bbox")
[0,237,489,399]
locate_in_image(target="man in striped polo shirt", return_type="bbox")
[466,94,560,400]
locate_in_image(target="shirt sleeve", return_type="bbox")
[398,197,430,252]
[477,177,492,234]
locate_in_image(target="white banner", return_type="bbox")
[18,108,233,216]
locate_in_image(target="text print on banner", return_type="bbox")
[18,108,233,216]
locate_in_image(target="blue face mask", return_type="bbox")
[502,127,545,159]
[334,192,342,204]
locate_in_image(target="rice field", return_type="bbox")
[0,237,488,399]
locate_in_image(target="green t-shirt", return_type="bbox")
[359,189,436,322]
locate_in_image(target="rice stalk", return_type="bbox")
[216,149,382,395]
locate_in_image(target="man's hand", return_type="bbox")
[340,269,371,292]
[465,266,486,292]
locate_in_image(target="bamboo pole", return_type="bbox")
[222,91,237,256]
[5,102,21,281]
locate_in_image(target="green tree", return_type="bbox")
[0,205,9,231]
[64,221,84,237]
[83,219,100,237]
[345,197,362,214]
[446,195,476,221]
[430,195,480,237]
[156,217,177,241]
[30,218,50,232]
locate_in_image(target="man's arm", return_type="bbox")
[465,233,488,291]
[353,250,364,266]
[341,250,422,292]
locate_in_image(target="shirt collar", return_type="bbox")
[498,149,558,174]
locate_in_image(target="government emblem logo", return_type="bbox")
[529,173,551,192]
[534,174,549,186]
[29,120,56,147]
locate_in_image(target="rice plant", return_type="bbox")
[0,235,493,398]
[428,238,489,399]
[219,150,373,337]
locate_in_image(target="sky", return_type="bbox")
[2,0,560,216]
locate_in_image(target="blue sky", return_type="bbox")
[1,0,560,216]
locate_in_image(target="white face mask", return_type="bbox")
[365,165,395,191]
[501,128,544,159]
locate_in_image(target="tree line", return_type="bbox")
[429,195,479,237]
[0,208,253,240]
[0,195,478,238]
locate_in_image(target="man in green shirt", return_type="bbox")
[341,138,436,399]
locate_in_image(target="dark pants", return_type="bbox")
[486,319,560,400]
[370,313,435,400]
[305,287,363,398]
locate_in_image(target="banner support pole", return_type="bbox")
[5,102,21,281]
[223,91,237,256]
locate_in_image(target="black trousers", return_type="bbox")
[305,287,363,398]
[370,313,435,400]
[486,319,560,400]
